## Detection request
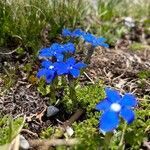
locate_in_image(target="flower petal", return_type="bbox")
[64,42,75,53]
[66,57,76,66]
[105,88,121,103]
[55,53,64,62]
[99,110,119,132]
[41,60,52,68]
[72,29,84,37]
[39,51,52,57]
[99,43,109,48]
[97,37,107,43]
[120,107,135,124]
[82,33,95,43]
[55,62,68,75]
[70,68,80,78]
[37,69,55,83]
[62,28,72,37]
[51,43,64,53]
[39,48,52,57]
[39,47,50,53]
[46,72,55,83]
[37,68,47,78]
[95,99,111,111]
[120,93,138,108]
[74,62,87,69]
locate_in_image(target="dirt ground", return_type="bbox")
[88,45,150,97]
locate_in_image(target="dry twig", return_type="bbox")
[29,138,79,148]
[21,129,38,138]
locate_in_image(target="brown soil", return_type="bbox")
[87,46,150,97]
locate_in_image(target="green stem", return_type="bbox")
[103,132,113,150]
[50,77,58,104]
[118,123,127,150]
[68,75,77,105]
[61,76,67,87]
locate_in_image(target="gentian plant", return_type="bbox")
[96,88,138,149]
[96,88,138,132]
[37,28,108,104]
[62,28,109,63]
[36,28,138,149]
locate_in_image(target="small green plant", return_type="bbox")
[0,116,24,146]
[73,114,102,150]
[63,84,105,112]
[129,43,149,51]
[40,126,54,139]
[137,70,150,80]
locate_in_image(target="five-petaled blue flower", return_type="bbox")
[37,60,57,83]
[62,28,109,48]
[96,88,138,133]
[39,43,75,61]
[65,57,87,78]
[54,57,87,78]
[39,43,64,61]
[82,32,109,48]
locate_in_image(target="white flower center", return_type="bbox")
[70,66,73,69]
[110,103,121,112]
[49,65,54,69]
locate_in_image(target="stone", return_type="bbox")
[46,105,59,117]
[19,135,30,150]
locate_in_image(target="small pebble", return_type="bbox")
[66,126,74,137]
[46,105,59,117]
[19,135,30,150]
[124,17,135,28]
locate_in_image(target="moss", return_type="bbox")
[73,112,103,150]
[137,70,150,79]
[62,83,105,113]
[129,43,149,52]
[40,126,54,139]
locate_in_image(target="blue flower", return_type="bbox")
[62,28,84,38]
[54,57,87,78]
[82,32,95,43]
[92,37,109,48]
[37,59,75,83]
[96,88,138,132]
[65,57,87,78]
[71,28,85,37]
[63,42,75,53]
[62,28,72,37]
[82,33,109,48]
[37,60,56,83]
[38,47,51,57]
[39,43,76,61]
[39,43,64,61]
[62,28,109,48]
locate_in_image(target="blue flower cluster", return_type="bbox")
[96,88,138,133]
[39,42,75,62]
[62,28,109,48]
[37,42,87,83]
